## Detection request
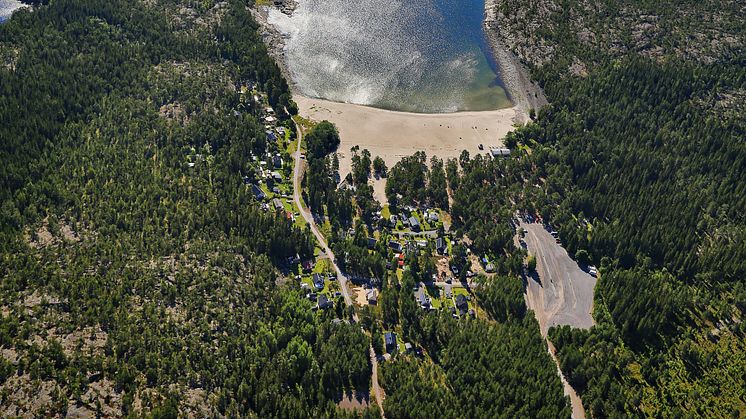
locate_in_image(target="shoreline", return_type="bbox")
[296,95,519,203]
[253,1,531,118]
[483,0,548,120]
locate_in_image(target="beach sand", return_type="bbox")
[296,95,520,202]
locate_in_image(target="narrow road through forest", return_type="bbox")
[292,122,386,417]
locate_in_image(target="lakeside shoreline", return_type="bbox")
[254,1,524,116]
[295,95,519,203]
[483,0,548,121]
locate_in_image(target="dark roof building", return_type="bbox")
[409,216,420,231]
[384,332,397,353]
[455,294,468,314]
[251,184,266,201]
[318,294,332,309]
[313,273,325,290]
[302,259,314,272]
[389,241,402,252]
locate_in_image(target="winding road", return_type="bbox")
[292,122,386,417]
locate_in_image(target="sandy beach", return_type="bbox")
[296,95,520,201]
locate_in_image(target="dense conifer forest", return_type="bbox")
[0,0,743,416]
[0,0,376,416]
[489,0,746,416]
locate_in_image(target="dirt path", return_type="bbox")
[293,121,386,417]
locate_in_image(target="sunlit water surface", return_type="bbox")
[269,0,510,113]
[0,0,26,23]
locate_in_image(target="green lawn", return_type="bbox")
[381,205,391,220]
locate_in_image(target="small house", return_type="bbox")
[313,273,325,290]
[409,216,420,232]
[455,294,468,314]
[389,241,402,252]
[404,343,413,353]
[318,294,332,310]
[251,184,266,201]
[266,130,277,142]
[271,171,283,183]
[273,198,284,211]
[302,259,314,273]
[415,287,429,309]
[436,237,446,255]
[384,332,397,353]
[366,289,378,305]
[427,211,439,223]
[367,237,377,249]
[272,155,283,168]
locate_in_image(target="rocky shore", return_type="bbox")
[251,2,296,89]
[483,0,548,122]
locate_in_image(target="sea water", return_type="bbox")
[269,0,510,113]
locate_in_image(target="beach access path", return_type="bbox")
[292,120,386,417]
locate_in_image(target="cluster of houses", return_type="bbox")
[296,259,340,310]
[388,207,438,233]
[413,283,473,317]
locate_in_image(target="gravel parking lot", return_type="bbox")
[520,222,597,335]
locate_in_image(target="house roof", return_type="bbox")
[318,294,332,309]
[366,289,377,302]
[251,184,265,199]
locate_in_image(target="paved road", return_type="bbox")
[292,122,386,417]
